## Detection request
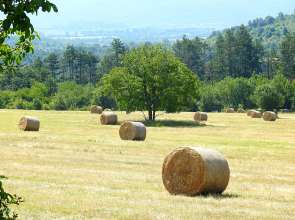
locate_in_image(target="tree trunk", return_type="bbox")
[148,110,153,121]
[152,110,156,121]
[147,110,156,121]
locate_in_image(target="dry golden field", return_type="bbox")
[0,110,295,220]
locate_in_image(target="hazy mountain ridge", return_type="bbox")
[26,10,295,64]
[209,11,295,49]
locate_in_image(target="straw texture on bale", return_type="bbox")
[263,111,277,121]
[194,112,208,122]
[225,108,235,113]
[237,108,246,113]
[250,110,262,118]
[100,112,118,125]
[90,105,103,114]
[162,147,230,196]
[247,110,256,116]
[119,121,146,141]
[19,116,40,131]
[104,108,112,112]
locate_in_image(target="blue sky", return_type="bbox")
[31,0,295,29]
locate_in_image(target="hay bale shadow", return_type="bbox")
[140,120,207,128]
[202,192,240,200]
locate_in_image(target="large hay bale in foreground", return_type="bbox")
[162,147,230,196]
[250,110,262,118]
[263,111,277,121]
[119,121,146,141]
[19,116,40,131]
[90,105,103,114]
[100,112,118,125]
[225,108,235,113]
[194,112,208,122]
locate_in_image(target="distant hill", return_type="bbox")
[209,11,295,50]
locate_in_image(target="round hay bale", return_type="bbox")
[104,108,112,112]
[263,111,277,121]
[194,112,208,122]
[100,112,118,125]
[119,121,146,141]
[281,109,290,113]
[225,108,235,113]
[90,105,103,114]
[19,116,40,131]
[247,110,256,116]
[162,147,230,196]
[237,108,246,113]
[250,110,262,118]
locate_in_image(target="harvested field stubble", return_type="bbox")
[1,110,295,220]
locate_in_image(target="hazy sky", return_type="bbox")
[31,0,295,29]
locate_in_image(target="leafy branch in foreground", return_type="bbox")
[0,177,23,220]
[0,0,58,70]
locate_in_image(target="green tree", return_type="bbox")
[253,84,284,110]
[62,46,76,80]
[50,82,93,110]
[199,85,223,112]
[102,45,199,121]
[281,33,295,79]
[45,53,59,80]
[112,38,127,64]
[0,0,57,70]
[97,39,127,78]
[173,36,207,79]
[271,73,294,109]
[209,34,227,80]
[235,25,260,77]
[209,25,263,80]
[217,77,255,109]
[223,29,237,77]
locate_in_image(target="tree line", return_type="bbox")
[0,26,295,118]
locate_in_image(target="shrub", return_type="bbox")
[91,86,117,110]
[50,96,67,110]
[32,98,42,110]
[253,84,284,111]
[199,85,223,112]
[51,82,93,110]
[0,91,15,109]
[271,73,294,109]
[217,77,255,109]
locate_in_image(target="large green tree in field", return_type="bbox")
[0,0,58,70]
[102,45,199,121]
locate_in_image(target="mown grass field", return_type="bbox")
[0,110,295,220]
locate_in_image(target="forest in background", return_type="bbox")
[0,11,295,113]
